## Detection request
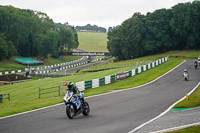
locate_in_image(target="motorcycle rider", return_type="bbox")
[63,82,83,106]
[67,82,79,95]
[183,69,189,80]
[183,69,188,73]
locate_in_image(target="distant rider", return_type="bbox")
[183,69,189,79]
[183,69,188,74]
[194,61,198,69]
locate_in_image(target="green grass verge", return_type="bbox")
[161,50,200,59]
[78,32,108,52]
[42,56,80,66]
[84,59,182,96]
[173,86,200,108]
[0,58,182,117]
[167,125,200,133]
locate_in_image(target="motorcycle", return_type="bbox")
[183,72,189,81]
[194,61,198,69]
[64,92,90,119]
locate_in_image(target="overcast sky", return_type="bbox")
[0,0,194,29]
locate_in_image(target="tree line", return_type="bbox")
[76,24,106,33]
[0,6,79,60]
[107,1,200,60]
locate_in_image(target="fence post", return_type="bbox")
[59,84,61,96]
[39,88,40,98]
[0,94,3,103]
[8,93,10,101]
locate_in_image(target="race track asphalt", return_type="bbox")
[0,60,199,133]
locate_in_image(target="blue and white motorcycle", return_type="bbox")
[63,92,90,119]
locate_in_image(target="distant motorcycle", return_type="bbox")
[183,72,189,81]
[64,93,90,119]
[194,61,198,69]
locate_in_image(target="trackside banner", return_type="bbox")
[59,52,110,56]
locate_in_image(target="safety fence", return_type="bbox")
[0,93,10,103]
[0,57,106,76]
[75,57,168,91]
[39,86,60,98]
[38,84,67,98]
[35,61,89,75]
[0,56,85,76]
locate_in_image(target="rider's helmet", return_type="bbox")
[184,69,187,72]
[68,82,74,90]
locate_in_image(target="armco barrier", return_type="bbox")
[111,75,116,83]
[135,68,138,75]
[85,80,92,90]
[76,57,168,90]
[0,56,86,76]
[99,77,105,86]
[128,71,132,77]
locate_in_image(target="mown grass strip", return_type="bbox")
[173,86,200,108]
[166,125,200,133]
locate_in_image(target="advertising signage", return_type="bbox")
[116,72,129,80]
[60,52,110,56]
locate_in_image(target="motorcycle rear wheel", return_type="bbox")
[82,101,90,116]
[66,105,75,119]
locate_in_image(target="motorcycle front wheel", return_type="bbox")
[82,101,90,116]
[66,105,75,119]
[185,77,187,81]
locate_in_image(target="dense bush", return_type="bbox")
[107,1,200,60]
[0,6,79,60]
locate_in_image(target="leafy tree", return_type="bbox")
[143,9,173,54]
[57,25,77,52]
[107,26,123,60]
[76,24,106,33]
[170,2,200,49]
[107,1,200,60]
[0,6,79,60]
[0,34,8,60]
[0,33,15,60]
[108,13,146,60]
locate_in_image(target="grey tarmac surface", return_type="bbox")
[137,107,200,133]
[0,60,199,133]
[54,48,105,75]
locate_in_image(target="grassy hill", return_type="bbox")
[78,32,108,52]
[1,50,200,117]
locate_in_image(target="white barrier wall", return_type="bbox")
[105,76,111,85]
[76,56,169,90]
[92,79,99,88]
